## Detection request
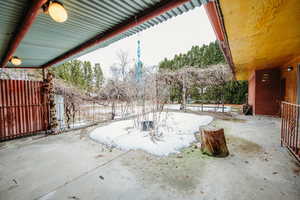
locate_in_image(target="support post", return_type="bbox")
[43,71,58,134]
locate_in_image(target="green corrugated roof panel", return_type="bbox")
[0,0,27,61]
[2,0,202,68]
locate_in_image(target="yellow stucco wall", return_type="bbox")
[220,0,300,80]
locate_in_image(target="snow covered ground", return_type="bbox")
[165,104,232,112]
[82,103,230,123]
[90,112,213,156]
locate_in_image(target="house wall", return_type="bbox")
[255,69,281,115]
[248,69,281,116]
[248,71,256,113]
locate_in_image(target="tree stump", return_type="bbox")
[200,128,229,157]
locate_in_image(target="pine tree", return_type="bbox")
[52,60,102,91]
[158,40,225,70]
[83,61,93,89]
[94,63,104,89]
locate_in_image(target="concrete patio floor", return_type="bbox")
[0,114,299,200]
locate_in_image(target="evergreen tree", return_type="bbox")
[82,61,93,89]
[158,40,225,70]
[94,63,104,89]
[51,60,104,91]
[157,41,248,104]
[69,60,84,87]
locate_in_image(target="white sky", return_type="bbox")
[79,7,215,77]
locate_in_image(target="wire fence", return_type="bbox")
[164,104,232,113]
[54,100,144,132]
[55,101,112,132]
[54,102,235,133]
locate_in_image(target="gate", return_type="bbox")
[281,102,300,162]
[0,79,49,141]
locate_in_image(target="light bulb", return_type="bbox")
[48,1,68,23]
[10,56,22,66]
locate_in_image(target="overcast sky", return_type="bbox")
[79,6,215,77]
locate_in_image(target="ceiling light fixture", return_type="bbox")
[43,1,68,23]
[10,56,22,66]
[287,66,293,72]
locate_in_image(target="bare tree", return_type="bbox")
[159,64,232,111]
[0,69,10,79]
[97,64,231,143]
[99,79,130,120]
[116,50,130,81]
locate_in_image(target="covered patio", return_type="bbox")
[0,0,300,199]
[0,114,299,200]
[0,0,210,140]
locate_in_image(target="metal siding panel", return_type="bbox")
[24,80,29,134]
[36,81,40,131]
[29,80,34,133]
[4,80,8,138]
[0,80,48,141]
[12,80,17,137]
[7,80,12,138]
[35,81,39,131]
[29,81,33,133]
[21,80,27,134]
[0,80,3,140]
[39,82,42,131]
[36,81,41,131]
[2,81,6,138]
[15,80,19,136]
[32,81,36,131]
[17,80,23,134]
[7,79,12,138]
[14,80,19,137]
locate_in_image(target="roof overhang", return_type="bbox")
[218,0,300,80]
[203,1,235,78]
[0,0,205,69]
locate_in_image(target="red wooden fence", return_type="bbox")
[0,79,49,141]
[281,102,300,162]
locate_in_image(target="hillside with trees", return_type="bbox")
[159,41,248,104]
[159,41,225,70]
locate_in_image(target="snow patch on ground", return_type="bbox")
[90,112,213,156]
[165,104,232,112]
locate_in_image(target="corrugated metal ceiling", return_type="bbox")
[1,0,203,68]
